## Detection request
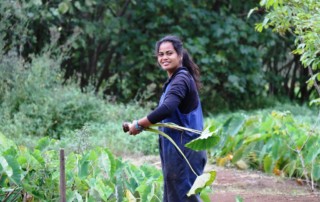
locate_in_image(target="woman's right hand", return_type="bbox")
[128,121,142,136]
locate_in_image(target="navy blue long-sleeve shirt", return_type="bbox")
[147,67,199,124]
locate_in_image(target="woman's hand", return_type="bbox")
[128,120,143,136]
[123,117,151,136]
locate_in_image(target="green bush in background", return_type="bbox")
[0,47,158,155]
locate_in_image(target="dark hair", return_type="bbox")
[155,35,202,90]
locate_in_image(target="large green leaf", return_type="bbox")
[136,181,153,202]
[2,153,22,185]
[35,137,52,152]
[187,171,216,197]
[90,178,113,201]
[78,152,90,179]
[185,127,220,151]
[0,133,16,152]
[222,114,246,136]
[103,148,117,178]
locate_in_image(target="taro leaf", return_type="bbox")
[222,114,246,136]
[125,189,136,202]
[263,155,273,173]
[66,190,83,202]
[313,164,320,181]
[187,170,216,197]
[35,137,51,152]
[2,154,21,185]
[103,148,117,178]
[78,152,90,178]
[185,127,220,151]
[0,132,16,151]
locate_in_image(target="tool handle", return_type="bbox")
[122,122,130,132]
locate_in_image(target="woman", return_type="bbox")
[127,35,207,202]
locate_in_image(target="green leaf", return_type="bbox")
[125,189,136,201]
[284,160,296,178]
[136,181,153,202]
[35,137,51,151]
[92,178,113,201]
[236,196,244,202]
[199,188,212,202]
[185,127,220,151]
[243,133,270,144]
[2,153,22,185]
[313,164,320,181]
[231,146,245,163]
[103,148,117,178]
[187,171,216,197]
[0,133,16,152]
[222,114,246,136]
[248,7,258,18]
[58,2,69,14]
[309,98,320,106]
[78,153,90,178]
[32,0,42,6]
[305,146,320,163]
[263,155,273,173]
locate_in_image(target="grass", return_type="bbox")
[5,101,318,159]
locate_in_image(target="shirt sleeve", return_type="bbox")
[147,74,190,124]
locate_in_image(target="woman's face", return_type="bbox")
[157,42,182,76]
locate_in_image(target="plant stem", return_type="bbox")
[152,123,202,135]
[146,128,199,177]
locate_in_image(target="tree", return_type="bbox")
[2,0,306,112]
[251,0,320,102]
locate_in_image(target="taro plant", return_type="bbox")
[122,122,219,197]
[206,110,320,189]
[0,133,163,201]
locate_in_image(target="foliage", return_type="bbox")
[206,110,320,189]
[251,0,320,100]
[0,135,163,201]
[0,48,158,155]
[0,51,104,139]
[1,0,304,112]
[255,0,320,70]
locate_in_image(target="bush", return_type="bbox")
[0,49,159,155]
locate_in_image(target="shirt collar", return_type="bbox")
[162,66,188,92]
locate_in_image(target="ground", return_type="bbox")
[209,165,319,202]
[123,155,320,202]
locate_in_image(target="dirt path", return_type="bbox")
[123,155,320,202]
[208,165,319,202]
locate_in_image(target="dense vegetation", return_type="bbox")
[0,51,318,200]
[0,0,319,201]
[1,0,316,112]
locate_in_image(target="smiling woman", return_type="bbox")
[157,41,182,76]
[125,35,206,202]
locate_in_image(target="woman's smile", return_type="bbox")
[157,41,182,76]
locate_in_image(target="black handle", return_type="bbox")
[122,122,130,132]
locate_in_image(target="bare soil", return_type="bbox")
[123,155,320,202]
